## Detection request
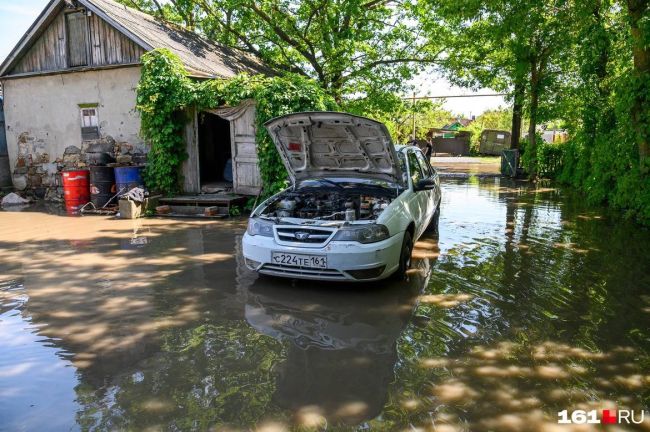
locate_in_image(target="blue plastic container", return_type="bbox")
[114,166,144,194]
[223,158,233,182]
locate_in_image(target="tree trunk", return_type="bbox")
[527,93,539,174]
[583,0,610,150]
[511,78,525,150]
[627,0,650,172]
[528,73,540,177]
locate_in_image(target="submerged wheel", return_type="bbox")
[427,199,441,235]
[394,230,413,280]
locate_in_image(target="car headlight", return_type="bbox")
[247,218,274,237]
[332,224,390,244]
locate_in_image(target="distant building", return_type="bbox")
[425,128,471,156]
[442,118,474,132]
[541,129,569,144]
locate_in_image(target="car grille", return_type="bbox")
[260,263,347,280]
[274,226,335,246]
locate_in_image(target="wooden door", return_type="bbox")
[211,100,262,196]
[66,12,88,67]
[230,104,261,195]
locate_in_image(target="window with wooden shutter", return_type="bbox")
[66,11,89,67]
[80,107,100,140]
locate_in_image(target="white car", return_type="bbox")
[242,112,441,281]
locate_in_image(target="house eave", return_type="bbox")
[0,63,141,81]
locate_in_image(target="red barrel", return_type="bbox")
[62,169,90,214]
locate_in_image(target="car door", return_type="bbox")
[406,149,429,239]
[415,149,440,221]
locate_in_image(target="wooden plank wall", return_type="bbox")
[12,13,67,74]
[88,13,143,66]
[66,12,88,67]
[9,9,145,75]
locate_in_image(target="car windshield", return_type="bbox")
[397,151,409,184]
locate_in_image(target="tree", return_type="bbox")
[118,0,443,103]
[555,0,650,221]
[346,93,451,143]
[626,0,650,171]
[418,0,573,168]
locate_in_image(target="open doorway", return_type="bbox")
[198,112,232,192]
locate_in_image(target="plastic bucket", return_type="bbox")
[62,169,90,213]
[90,166,115,208]
[114,166,144,195]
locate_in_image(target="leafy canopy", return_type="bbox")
[119,0,443,102]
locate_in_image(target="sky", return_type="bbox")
[0,0,506,116]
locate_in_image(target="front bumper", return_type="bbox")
[242,231,403,281]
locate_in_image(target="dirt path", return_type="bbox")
[431,156,500,176]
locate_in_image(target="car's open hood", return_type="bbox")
[264,112,403,185]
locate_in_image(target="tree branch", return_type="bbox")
[247,2,325,81]
[194,0,310,78]
[151,0,165,19]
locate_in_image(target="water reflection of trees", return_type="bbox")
[67,235,438,431]
[373,179,650,431]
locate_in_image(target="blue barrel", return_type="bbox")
[114,166,144,194]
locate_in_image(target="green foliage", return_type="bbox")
[137,49,336,196]
[136,49,194,195]
[118,0,443,104]
[521,137,564,179]
[346,94,451,143]
[424,0,650,224]
[133,0,650,222]
[554,0,650,224]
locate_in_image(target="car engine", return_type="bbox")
[260,191,395,221]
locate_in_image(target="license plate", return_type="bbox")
[271,252,327,268]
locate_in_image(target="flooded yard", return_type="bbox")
[1,177,649,431]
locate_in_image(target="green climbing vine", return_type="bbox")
[136,48,337,196]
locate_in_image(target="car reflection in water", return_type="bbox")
[243,236,437,426]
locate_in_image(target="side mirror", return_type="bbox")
[414,178,436,191]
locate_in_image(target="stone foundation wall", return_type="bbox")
[12,134,147,201]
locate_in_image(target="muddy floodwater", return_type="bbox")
[1,178,649,432]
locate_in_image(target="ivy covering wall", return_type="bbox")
[136,48,337,196]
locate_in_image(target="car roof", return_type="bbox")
[395,145,420,153]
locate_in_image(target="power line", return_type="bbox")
[403,93,507,100]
